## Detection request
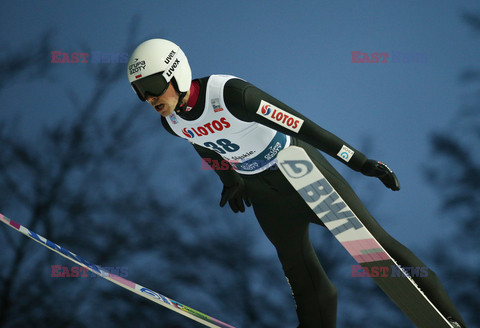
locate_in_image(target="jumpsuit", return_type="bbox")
[161,75,465,328]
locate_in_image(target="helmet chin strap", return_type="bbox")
[174,91,187,114]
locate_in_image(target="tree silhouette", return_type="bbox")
[2,23,432,328]
[0,30,300,328]
[422,11,480,327]
[0,31,178,327]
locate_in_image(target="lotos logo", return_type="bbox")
[261,103,271,115]
[182,117,231,138]
[256,100,304,133]
[182,128,195,138]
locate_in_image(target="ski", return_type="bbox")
[276,146,453,328]
[0,213,235,328]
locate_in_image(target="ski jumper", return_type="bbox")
[161,75,465,328]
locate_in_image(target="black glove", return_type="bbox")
[219,179,251,213]
[361,159,400,191]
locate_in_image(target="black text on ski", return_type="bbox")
[282,160,363,235]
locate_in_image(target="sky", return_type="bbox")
[1,0,479,322]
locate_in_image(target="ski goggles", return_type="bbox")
[131,72,170,102]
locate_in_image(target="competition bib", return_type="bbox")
[167,75,290,175]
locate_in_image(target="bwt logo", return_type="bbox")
[51,265,128,278]
[351,51,429,64]
[182,117,231,138]
[51,51,128,64]
[337,145,354,163]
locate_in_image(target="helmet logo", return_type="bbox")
[162,49,183,83]
[164,50,176,64]
[128,58,146,77]
[163,59,180,81]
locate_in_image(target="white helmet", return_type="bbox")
[127,39,192,102]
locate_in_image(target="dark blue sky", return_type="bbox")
[1,0,479,308]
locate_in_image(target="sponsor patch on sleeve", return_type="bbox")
[256,100,304,133]
[337,145,355,162]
